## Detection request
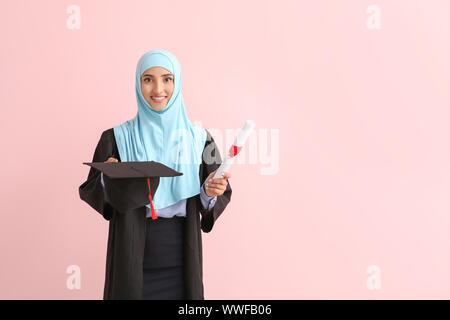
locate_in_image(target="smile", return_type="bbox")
[151,96,167,103]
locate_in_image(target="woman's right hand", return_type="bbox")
[105,157,118,163]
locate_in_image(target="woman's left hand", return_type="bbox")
[204,170,231,197]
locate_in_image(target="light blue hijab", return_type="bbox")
[113,49,207,210]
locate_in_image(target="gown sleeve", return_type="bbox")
[199,130,232,233]
[79,129,121,221]
[200,181,217,210]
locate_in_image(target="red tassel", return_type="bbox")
[147,178,158,220]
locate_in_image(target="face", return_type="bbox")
[140,66,174,111]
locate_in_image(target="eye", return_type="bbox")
[143,77,151,82]
[165,77,173,82]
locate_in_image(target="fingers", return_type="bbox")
[206,183,226,192]
[206,181,226,192]
[204,170,231,196]
[207,171,231,180]
[205,181,226,196]
[222,172,232,179]
[205,185,224,197]
[207,172,231,183]
[210,178,227,186]
[205,171,230,195]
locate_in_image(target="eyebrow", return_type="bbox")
[142,73,173,77]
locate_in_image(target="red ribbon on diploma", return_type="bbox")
[229,145,242,158]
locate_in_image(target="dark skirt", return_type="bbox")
[142,216,186,300]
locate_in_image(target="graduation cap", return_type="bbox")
[83,161,183,219]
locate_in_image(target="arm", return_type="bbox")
[78,129,120,221]
[200,181,217,211]
[199,130,232,233]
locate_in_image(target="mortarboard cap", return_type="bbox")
[83,161,183,219]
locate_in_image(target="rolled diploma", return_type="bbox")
[213,120,256,179]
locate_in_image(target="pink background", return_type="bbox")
[1,0,450,299]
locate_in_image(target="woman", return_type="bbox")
[79,49,232,300]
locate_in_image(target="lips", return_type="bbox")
[151,96,167,103]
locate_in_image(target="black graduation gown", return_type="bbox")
[78,128,232,300]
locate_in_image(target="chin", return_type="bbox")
[150,105,166,111]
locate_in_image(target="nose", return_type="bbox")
[153,80,165,95]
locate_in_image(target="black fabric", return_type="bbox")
[142,266,185,300]
[142,216,185,300]
[78,128,232,299]
[143,216,185,269]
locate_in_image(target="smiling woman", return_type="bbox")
[79,49,232,300]
[141,67,174,111]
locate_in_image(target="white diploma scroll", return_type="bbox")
[213,120,256,179]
